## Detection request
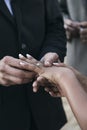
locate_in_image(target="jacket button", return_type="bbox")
[21,43,27,50]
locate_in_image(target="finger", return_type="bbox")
[65,25,75,32]
[44,87,61,97]
[36,76,46,84]
[32,76,45,90]
[1,63,35,79]
[26,54,37,63]
[0,73,16,86]
[49,91,61,97]
[65,20,80,28]
[1,80,15,87]
[2,56,21,69]
[32,76,51,92]
[46,54,58,65]
[40,57,51,66]
[44,87,51,92]
[80,30,87,36]
[42,53,59,66]
[19,54,26,60]
[19,61,42,74]
[80,22,87,27]
[2,72,31,85]
[36,76,55,88]
[58,59,61,63]
[64,19,73,26]
[53,63,66,67]
[32,81,40,92]
[19,54,38,64]
[44,86,57,93]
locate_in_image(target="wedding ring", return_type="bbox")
[36,63,41,67]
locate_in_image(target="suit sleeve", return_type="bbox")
[39,0,67,62]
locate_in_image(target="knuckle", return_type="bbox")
[3,81,9,87]
[3,56,11,64]
[54,52,58,57]
[0,63,5,71]
[1,73,5,79]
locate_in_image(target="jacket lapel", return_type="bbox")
[0,0,15,25]
[11,0,22,43]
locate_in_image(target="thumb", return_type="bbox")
[40,53,59,67]
[44,54,59,66]
[40,57,52,66]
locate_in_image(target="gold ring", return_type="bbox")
[36,63,41,66]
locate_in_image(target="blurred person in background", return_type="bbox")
[58,0,87,129]
[58,0,87,75]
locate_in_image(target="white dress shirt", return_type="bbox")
[4,0,13,15]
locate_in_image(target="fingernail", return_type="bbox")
[19,54,24,58]
[53,63,59,65]
[33,88,37,92]
[26,54,32,58]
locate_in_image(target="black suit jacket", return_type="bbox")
[0,0,66,130]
